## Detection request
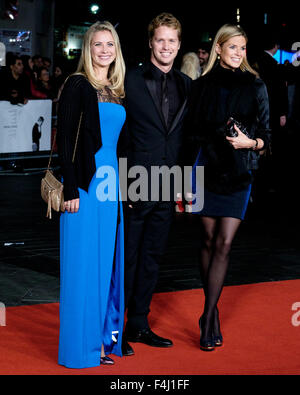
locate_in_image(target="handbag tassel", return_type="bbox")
[47,191,52,219]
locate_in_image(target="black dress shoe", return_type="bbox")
[125,328,173,348]
[122,338,135,356]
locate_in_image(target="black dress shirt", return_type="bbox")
[150,62,182,130]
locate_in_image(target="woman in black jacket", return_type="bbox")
[187,24,270,351]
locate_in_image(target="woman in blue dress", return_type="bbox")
[57,21,126,369]
[187,24,271,352]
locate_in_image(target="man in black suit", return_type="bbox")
[121,13,191,356]
[255,37,288,191]
[255,39,288,128]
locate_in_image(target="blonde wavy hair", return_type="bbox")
[75,21,125,97]
[180,52,201,80]
[202,24,258,77]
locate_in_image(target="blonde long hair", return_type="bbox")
[75,21,125,97]
[180,52,201,80]
[202,24,258,77]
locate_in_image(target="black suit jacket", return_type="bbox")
[123,63,191,170]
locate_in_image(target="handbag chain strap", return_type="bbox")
[47,112,83,171]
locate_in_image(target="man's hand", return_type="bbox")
[280,115,286,128]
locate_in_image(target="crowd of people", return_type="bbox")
[0,52,67,107]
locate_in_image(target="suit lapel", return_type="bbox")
[144,78,167,128]
[168,71,188,135]
[168,99,187,135]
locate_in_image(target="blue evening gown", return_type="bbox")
[58,97,126,369]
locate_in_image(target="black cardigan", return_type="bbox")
[186,64,271,194]
[57,75,102,201]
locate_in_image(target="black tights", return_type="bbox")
[199,216,241,339]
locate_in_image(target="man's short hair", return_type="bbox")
[43,57,51,64]
[198,41,211,53]
[8,54,21,67]
[148,13,182,41]
[261,28,280,51]
[263,37,280,51]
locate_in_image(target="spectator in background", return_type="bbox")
[32,54,43,72]
[255,38,288,127]
[20,54,44,99]
[197,41,211,75]
[35,67,55,99]
[21,55,34,77]
[282,59,297,121]
[283,57,300,196]
[51,64,67,99]
[180,52,201,80]
[178,51,201,213]
[43,57,52,71]
[0,54,30,104]
[254,36,289,192]
[292,56,300,125]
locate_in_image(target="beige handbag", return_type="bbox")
[41,112,83,219]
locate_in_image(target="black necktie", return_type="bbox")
[161,73,169,126]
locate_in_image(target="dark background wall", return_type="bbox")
[54,1,298,67]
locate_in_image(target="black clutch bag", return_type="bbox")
[225,117,260,170]
[226,117,249,138]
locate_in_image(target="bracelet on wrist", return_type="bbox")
[252,139,258,150]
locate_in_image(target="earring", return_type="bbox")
[217,55,220,60]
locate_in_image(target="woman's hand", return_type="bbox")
[226,124,257,150]
[64,198,80,213]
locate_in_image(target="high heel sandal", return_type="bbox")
[213,333,223,347]
[199,317,215,351]
[100,356,115,365]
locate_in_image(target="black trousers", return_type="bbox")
[124,201,174,331]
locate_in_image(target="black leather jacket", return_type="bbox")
[186,64,271,194]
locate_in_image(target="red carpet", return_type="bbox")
[1,279,300,375]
